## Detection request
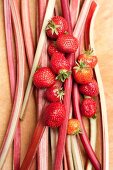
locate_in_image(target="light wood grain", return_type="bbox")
[0,0,112,169]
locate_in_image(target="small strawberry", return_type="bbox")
[81,98,97,118]
[56,34,79,53]
[47,42,59,57]
[77,49,98,68]
[46,16,68,39]
[73,61,93,84]
[33,67,55,88]
[67,119,81,135]
[45,85,65,102]
[50,52,71,82]
[45,102,66,127]
[79,79,99,97]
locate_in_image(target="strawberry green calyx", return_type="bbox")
[84,48,94,56]
[55,87,65,101]
[92,114,97,119]
[56,69,71,82]
[71,128,82,135]
[73,61,88,71]
[46,20,60,35]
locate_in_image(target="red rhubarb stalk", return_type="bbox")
[72,84,101,170]
[0,0,25,168]
[72,3,101,169]
[85,1,109,169]
[53,0,73,169]
[20,110,46,170]
[20,0,56,120]
[53,1,93,170]
[84,2,98,170]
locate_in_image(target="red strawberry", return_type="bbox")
[46,16,68,39]
[45,102,66,127]
[33,67,55,88]
[56,34,79,53]
[81,98,97,118]
[67,119,81,135]
[77,49,98,68]
[45,84,64,102]
[47,42,59,57]
[79,79,99,97]
[73,62,93,84]
[50,52,71,82]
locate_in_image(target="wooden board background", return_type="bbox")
[0,0,113,169]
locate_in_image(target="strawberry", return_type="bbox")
[67,119,81,135]
[73,61,93,84]
[46,16,68,39]
[50,52,71,82]
[56,34,79,53]
[77,49,98,68]
[45,85,65,102]
[47,42,59,57]
[79,79,99,97]
[45,102,66,127]
[81,98,97,118]
[33,67,55,88]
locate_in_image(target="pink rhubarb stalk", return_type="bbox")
[0,0,25,168]
[85,1,109,169]
[3,1,20,170]
[53,0,93,170]
[20,1,56,169]
[70,0,80,29]
[36,1,48,170]
[72,1,101,170]
[19,0,56,120]
[21,0,35,69]
[37,0,48,40]
[63,149,68,170]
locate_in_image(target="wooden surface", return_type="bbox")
[0,0,113,169]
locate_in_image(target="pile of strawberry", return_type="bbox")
[33,16,99,134]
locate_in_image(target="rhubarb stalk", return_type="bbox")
[20,0,56,120]
[21,0,35,69]
[86,118,97,170]
[70,0,80,29]
[0,0,25,168]
[3,1,20,170]
[85,1,109,169]
[53,1,93,170]
[36,1,48,170]
[65,104,74,170]
[71,135,84,170]
[73,83,101,170]
[20,108,46,170]
[84,3,98,169]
